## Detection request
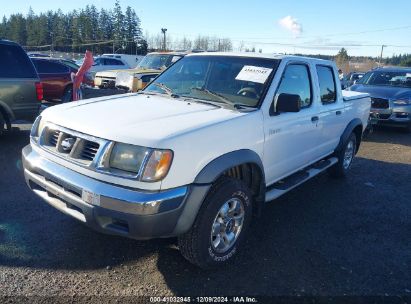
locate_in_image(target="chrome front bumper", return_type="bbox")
[22,144,193,239]
[370,104,411,127]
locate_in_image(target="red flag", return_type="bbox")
[72,50,94,101]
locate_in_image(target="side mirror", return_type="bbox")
[275,93,301,113]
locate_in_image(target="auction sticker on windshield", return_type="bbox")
[235,65,273,84]
[82,189,100,206]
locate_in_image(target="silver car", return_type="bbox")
[350,67,411,132]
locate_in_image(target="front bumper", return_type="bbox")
[370,105,411,128]
[22,144,209,239]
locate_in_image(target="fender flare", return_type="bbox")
[336,118,363,153]
[194,149,265,184]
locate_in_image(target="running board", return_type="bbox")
[265,157,338,202]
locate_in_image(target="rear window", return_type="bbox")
[0,44,37,78]
[104,58,124,65]
[33,60,70,73]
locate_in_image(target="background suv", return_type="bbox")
[0,39,42,134]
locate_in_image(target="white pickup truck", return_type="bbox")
[23,53,370,268]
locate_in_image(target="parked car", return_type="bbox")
[88,56,130,78]
[102,54,144,68]
[350,67,411,132]
[345,72,365,87]
[0,39,42,134]
[31,58,93,102]
[23,53,370,268]
[31,58,74,102]
[28,53,51,58]
[94,52,185,90]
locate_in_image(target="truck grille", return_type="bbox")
[371,98,389,109]
[40,125,106,166]
[81,141,100,161]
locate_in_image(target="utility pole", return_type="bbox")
[379,45,387,67]
[161,28,167,51]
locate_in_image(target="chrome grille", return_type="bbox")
[40,125,106,166]
[49,130,60,146]
[371,97,389,109]
[81,141,100,161]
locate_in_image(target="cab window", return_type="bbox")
[275,64,312,109]
[317,65,337,104]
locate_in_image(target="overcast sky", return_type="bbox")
[2,0,411,57]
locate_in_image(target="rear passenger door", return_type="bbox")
[315,65,346,155]
[263,62,323,184]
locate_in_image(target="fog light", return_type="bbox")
[395,112,409,118]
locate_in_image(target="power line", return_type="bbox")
[162,25,411,41]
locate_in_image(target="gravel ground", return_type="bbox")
[0,122,410,300]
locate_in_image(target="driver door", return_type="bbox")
[263,62,323,185]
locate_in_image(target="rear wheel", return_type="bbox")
[328,133,357,178]
[178,177,252,268]
[61,85,73,102]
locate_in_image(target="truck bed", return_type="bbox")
[342,90,369,101]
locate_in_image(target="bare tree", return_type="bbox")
[237,40,245,52]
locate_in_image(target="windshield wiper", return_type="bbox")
[154,83,179,98]
[191,87,233,106]
[233,103,257,111]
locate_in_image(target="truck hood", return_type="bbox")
[41,93,245,147]
[350,84,411,100]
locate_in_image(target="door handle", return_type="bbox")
[311,116,319,123]
[336,110,342,115]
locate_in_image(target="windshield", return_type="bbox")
[137,54,178,70]
[358,70,411,88]
[144,55,279,108]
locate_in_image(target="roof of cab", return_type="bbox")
[186,51,335,65]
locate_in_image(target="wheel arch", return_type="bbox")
[0,101,14,130]
[173,149,266,236]
[336,118,363,154]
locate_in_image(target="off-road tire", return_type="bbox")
[178,176,253,268]
[328,132,357,178]
[61,85,73,103]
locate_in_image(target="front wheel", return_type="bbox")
[178,177,253,268]
[328,133,357,178]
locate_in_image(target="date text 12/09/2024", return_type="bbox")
[149,296,258,303]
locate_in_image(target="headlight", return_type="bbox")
[109,143,149,174]
[30,116,46,140]
[107,143,173,182]
[393,99,411,105]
